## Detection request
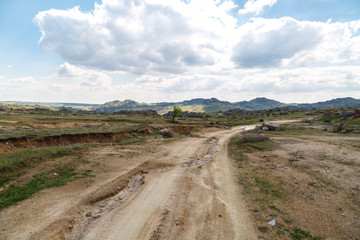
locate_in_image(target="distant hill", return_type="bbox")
[235,97,286,111]
[94,97,287,113]
[2,97,359,113]
[297,97,360,109]
[0,101,98,110]
[95,97,360,113]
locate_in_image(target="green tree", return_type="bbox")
[172,106,182,122]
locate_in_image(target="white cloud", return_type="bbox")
[220,66,360,93]
[112,65,360,103]
[54,63,112,89]
[6,65,12,69]
[238,0,277,15]
[232,17,360,68]
[34,1,360,73]
[350,20,360,33]
[54,62,81,78]
[34,0,237,74]
[9,77,38,84]
[30,0,360,103]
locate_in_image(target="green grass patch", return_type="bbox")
[0,121,149,139]
[268,204,283,213]
[290,227,324,240]
[228,136,275,163]
[0,167,94,210]
[321,115,360,126]
[116,138,144,145]
[254,176,283,199]
[0,145,85,187]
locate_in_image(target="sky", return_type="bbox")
[0,0,360,104]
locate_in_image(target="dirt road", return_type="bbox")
[0,126,257,240]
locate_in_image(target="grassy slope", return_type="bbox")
[0,145,93,210]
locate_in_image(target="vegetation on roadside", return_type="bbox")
[0,145,95,210]
[0,167,94,210]
[228,131,325,240]
[0,146,85,187]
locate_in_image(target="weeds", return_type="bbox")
[0,146,85,187]
[0,167,94,210]
[228,131,326,240]
[268,205,283,213]
[290,228,324,240]
[254,176,283,199]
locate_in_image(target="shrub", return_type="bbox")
[160,128,175,138]
[238,133,269,143]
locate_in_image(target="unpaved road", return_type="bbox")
[0,126,257,240]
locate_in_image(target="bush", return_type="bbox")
[238,133,269,143]
[160,128,175,138]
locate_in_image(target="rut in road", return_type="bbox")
[0,126,257,240]
[75,127,256,240]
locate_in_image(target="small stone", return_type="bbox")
[218,214,222,218]
[252,209,259,213]
[93,214,100,219]
[341,214,346,217]
[85,212,92,217]
[99,204,105,208]
[53,173,58,176]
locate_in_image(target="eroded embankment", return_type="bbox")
[84,160,175,204]
[0,125,196,155]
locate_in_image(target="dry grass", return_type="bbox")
[229,126,360,239]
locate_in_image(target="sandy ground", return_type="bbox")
[232,129,360,239]
[0,126,257,240]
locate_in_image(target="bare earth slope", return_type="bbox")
[0,126,257,240]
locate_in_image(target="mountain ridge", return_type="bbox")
[94,97,360,113]
[1,97,359,113]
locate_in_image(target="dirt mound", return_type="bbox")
[238,132,269,143]
[0,131,133,155]
[84,161,174,204]
[165,125,195,134]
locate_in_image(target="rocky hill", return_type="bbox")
[297,97,360,109]
[2,97,359,114]
[93,97,288,113]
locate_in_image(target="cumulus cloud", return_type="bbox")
[54,62,112,89]
[31,0,360,103]
[34,0,237,74]
[34,0,360,74]
[238,0,277,15]
[232,17,360,68]
[232,18,323,68]
[350,20,360,33]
